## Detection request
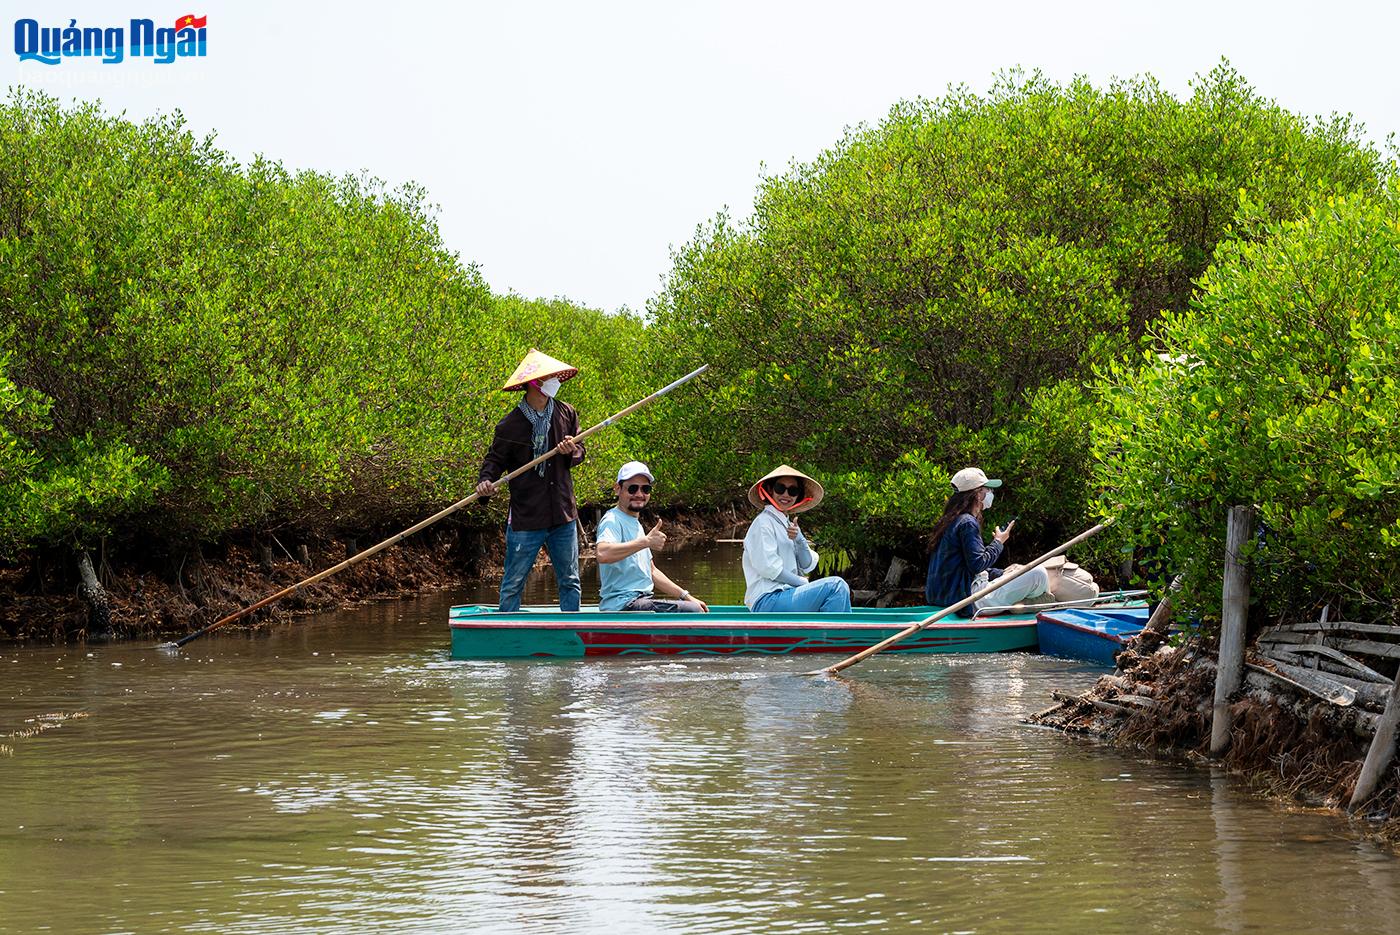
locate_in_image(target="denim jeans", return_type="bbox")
[622,595,705,613]
[752,576,852,613]
[499,521,581,612]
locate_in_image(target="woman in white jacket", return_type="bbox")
[741,465,852,613]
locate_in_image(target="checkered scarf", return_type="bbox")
[517,398,555,477]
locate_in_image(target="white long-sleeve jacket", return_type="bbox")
[742,505,820,609]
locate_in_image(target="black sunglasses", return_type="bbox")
[625,483,652,494]
[769,482,803,496]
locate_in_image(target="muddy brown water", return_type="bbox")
[3,542,1399,934]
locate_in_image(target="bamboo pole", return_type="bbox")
[808,519,1113,677]
[1210,505,1254,756]
[1348,675,1400,811]
[157,364,710,650]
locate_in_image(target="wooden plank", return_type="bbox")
[1263,650,1392,691]
[1259,632,1400,660]
[1257,630,1313,646]
[1268,645,1390,682]
[1267,620,1400,637]
[1245,664,1355,707]
[1262,659,1390,709]
[1332,639,1400,661]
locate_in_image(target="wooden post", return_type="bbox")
[1210,505,1254,756]
[1349,675,1400,811]
[259,545,274,572]
[296,544,311,566]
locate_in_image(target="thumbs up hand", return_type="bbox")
[644,519,667,551]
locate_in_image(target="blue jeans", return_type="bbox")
[752,576,852,613]
[623,596,705,613]
[499,521,581,612]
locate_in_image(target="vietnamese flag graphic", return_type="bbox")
[175,13,208,29]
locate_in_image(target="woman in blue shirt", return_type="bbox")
[924,467,1049,613]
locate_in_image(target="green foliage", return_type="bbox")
[652,63,1388,552]
[2,61,1395,628]
[822,452,952,552]
[0,89,660,551]
[1096,190,1400,623]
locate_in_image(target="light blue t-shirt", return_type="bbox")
[596,507,653,611]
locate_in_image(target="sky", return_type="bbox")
[5,1,1399,314]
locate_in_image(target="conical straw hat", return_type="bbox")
[500,348,579,392]
[747,464,825,514]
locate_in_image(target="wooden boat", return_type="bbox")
[1035,607,1153,666]
[449,603,1041,659]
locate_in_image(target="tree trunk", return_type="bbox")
[1211,505,1254,756]
[77,550,112,637]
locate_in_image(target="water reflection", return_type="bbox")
[1,543,1398,933]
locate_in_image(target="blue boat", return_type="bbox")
[1035,607,1153,666]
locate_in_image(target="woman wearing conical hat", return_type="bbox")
[475,349,585,612]
[741,465,852,613]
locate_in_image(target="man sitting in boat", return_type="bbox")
[475,349,585,612]
[924,467,1051,614]
[595,461,709,613]
[742,466,852,613]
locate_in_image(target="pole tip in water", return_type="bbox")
[154,642,181,653]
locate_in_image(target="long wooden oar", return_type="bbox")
[158,364,710,650]
[807,519,1113,676]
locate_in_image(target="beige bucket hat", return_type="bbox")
[500,348,579,392]
[747,464,825,514]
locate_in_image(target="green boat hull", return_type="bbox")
[448,604,1041,659]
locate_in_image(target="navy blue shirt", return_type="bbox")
[924,514,1004,608]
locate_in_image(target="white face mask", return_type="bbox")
[983,489,994,509]
[538,377,561,399]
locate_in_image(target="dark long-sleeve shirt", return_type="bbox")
[477,401,586,531]
[924,513,1004,608]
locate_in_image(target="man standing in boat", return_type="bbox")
[475,349,585,612]
[596,461,709,613]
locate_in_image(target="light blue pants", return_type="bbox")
[752,576,852,613]
[499,521,581,612]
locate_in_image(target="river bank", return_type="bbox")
[0,507,740,644]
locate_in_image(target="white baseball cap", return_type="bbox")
[950,467,1002,492]
[616,460,654,484]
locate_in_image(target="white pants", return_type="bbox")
[974,566,1050,612]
